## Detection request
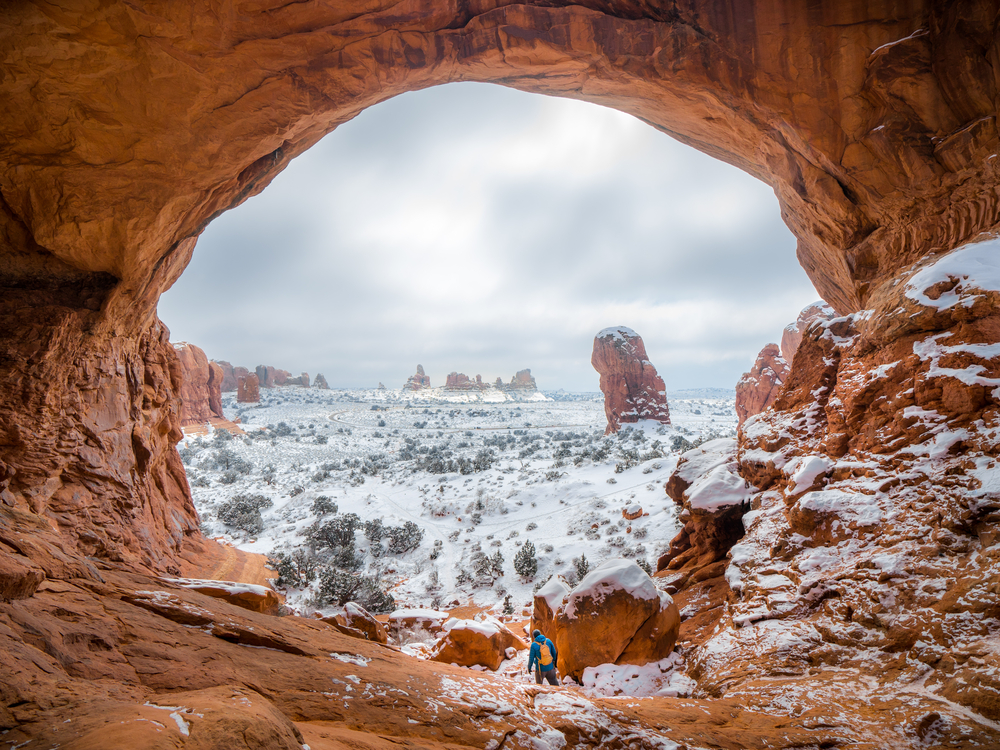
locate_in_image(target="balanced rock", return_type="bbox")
[780,302,835,364]
[237,373,261,403]
[537,560,680,680]
[592,327,671,434]
[403,365,431,391]
[173,342,224,426]
[735,343,789,427]
[430,616,525,671]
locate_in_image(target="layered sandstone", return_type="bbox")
[735,344,789,426]
[174,343,225,426]
[403,365,431,391]
[4,2,1000,746]
[592,327,671,434]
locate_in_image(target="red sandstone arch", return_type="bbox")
[2,0,999,568]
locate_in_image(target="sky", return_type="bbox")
[157,82,821,392]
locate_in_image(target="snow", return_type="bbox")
[580,654,693,698]
[686,462,753,511]
[797,489,883,526]
[904,235,1000,311]
[787,455,834,494]
[390,609,450,623]
[563,559,657,620]
[443,616,503,637]
[163,577,272,597]
[595,326,639,341]
[535,576,571,611]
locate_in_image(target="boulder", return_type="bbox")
[173,342,224,426]
[164,577,282,615]
[429,616,526,670]
[386,608,450,639]
[237,373,261,403]
[531,576,571,645]
[542,560,680,680]
[403,365,431,391]
[735,343,789,426]
[314,373,330,389]
[591,327,671,434]
[333,602,388,644]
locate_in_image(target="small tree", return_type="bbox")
[502,594,514,616]
[574,554,590,580]
[514,540,538,580]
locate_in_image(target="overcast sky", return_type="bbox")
[158,82,821,392]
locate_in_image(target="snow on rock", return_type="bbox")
[591,326,671,434]
[162,577,281,615]
[786,454,835,496]
[904,235,1000,311]
[431,615,526,671]
[564,559,659,618]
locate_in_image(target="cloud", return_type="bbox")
[158,82,820,391]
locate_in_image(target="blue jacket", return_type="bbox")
[527,634,557,672]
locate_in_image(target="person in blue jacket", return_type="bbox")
[527,629,559,685]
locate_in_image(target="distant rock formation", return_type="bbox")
[377,382,386,390]
[780,301,835,364]
[735,344,789,426]
[314,373,329,389]
[237,373,260,403]
[286,372,309,387]
[507,369,536,390]
[403,364,431,391]
[591,327,671,434]
[215,361,238,392]
[173,342,224,425]
[445,372,474,390]
[255,365,293,388]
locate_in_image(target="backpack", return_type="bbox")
[539,640,553,667]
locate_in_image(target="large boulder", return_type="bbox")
[591,327,671,434]
[173,342,224,426]
[540,560,680,681]
[735,343,789,426]
[165,577,282,615]
[429,616,526,671]
[531,576,571,645]
[319,601,388,644]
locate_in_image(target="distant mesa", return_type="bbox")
[403,364,431,391]
[173,342,224,426]
[443,368,537,392]
[735,344,788,427]
[237,372,260,403]
[314,373,329,389]
[591,326,671,434]
[780,301,835,364]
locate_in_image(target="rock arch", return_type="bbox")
[3,0,999,572]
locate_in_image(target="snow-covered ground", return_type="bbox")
[180,387,737,624]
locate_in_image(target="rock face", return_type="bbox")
[215,360,239,392]
[537,560,681,681]
[735,344,789,426]
[780,302,836,364]
[5,2,1000,745]
[506,369,536,390]
[166,577,281,615]
[592,327,671,434]
[403,365,431,391]
[319,602,388,644]
[314,373,329,389]
[430,616,525,671]
[445,372,473,390]
[173,342,225,426]
[237,373,261,403]
[286,372,309,387]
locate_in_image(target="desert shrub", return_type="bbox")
[309,513,361,550]
[471,550,504,585]
[514,540,537,579]
[315,567,394,613]
[312,496,338,516]
[386,521,423,554]
[217,494,272,535]
[637,558,652,575]
[269,548,318,588]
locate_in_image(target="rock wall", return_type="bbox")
[592,327,671,434]
[174,343,225,426]
[215,360,247,392]
[734,344,789,426]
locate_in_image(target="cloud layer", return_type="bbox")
[158,83,821,391]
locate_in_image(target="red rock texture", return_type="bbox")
[592,327,671,434]
[735,343,789,427]
[237,373,261,403]
[4,2,1000,745]
[780,302,835,364]
[403,365,431,391]
[430,617,525,671]
[174,343,225,426]
[256,365,293,388]
[215,360,238,391]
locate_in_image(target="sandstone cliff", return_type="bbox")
[734,344,789,426]
[592,327,671,434]
[172,343,225,427]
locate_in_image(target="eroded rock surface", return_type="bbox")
[780,302,836,365]
[174,343,225,426]
[735,344,789,426]
[592,327,671,434]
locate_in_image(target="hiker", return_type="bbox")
[527,629,559,685]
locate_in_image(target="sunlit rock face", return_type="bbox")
[780,302,836,365]
[592,326,671,434]
[3,2,1000,746]
[735,344,789,426]
[174,342,225,426]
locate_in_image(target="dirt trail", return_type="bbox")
[181,539,275,587]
